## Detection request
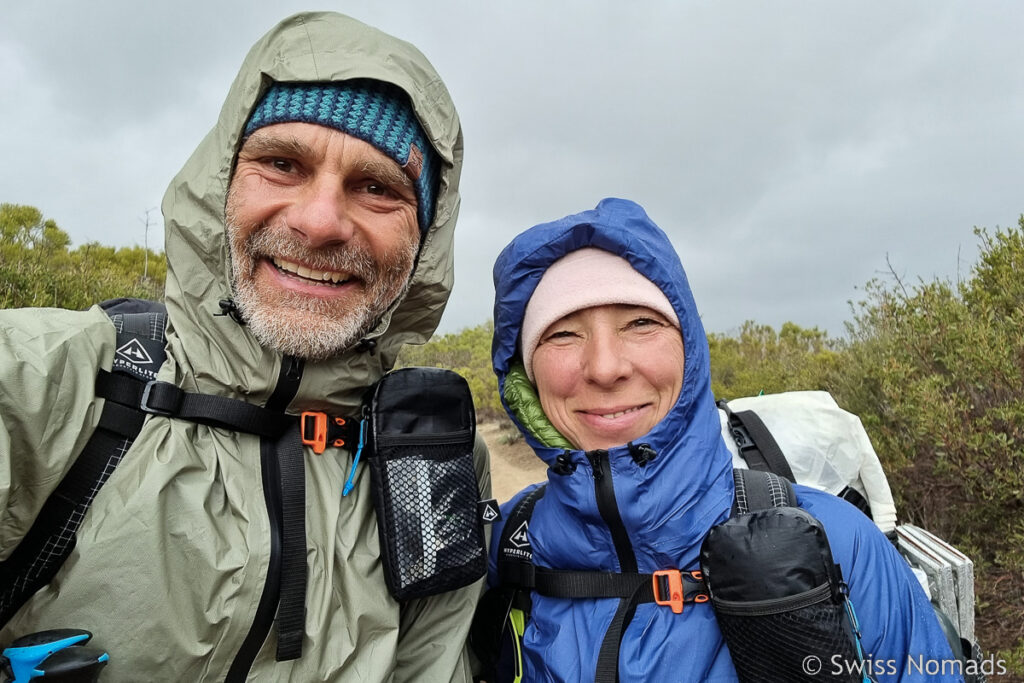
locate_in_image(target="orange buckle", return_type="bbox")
[652,569,685,614]
[301,412,328,454]
[301,412,348,454]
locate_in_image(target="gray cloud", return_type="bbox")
[2,0,1022,338]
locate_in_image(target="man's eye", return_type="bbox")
[366,182,389,196]
[268,158,295,173]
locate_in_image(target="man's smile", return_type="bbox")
[271,256,354,285]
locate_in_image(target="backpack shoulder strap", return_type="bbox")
[496,484,547,589]
[103,299,168,383]
[731,467,797,515]
[0,299,168,627]
[470,484,548,683]
[719,400,797,483]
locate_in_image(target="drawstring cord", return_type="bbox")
[216,298,247,325]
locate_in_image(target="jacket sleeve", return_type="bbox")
[0,306,115,558]
[803,488,964,683]
[392,431,492,683]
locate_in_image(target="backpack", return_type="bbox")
[471,392,984,683]
[0,299,491,666]
[718,392,979,661]
[0,299,171,629]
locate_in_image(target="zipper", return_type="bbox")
[709,582,832,616]
[226,355,304,681]
[585,449,637,574]
[585,448,639,683]
[374,428,473,447]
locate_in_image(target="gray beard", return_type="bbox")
[227,221,417,361]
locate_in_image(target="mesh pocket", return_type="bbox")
[701,506,868,682]
[373,440,485,600]
[715,599,863,682]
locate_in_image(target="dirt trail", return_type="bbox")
[478,421,547,503]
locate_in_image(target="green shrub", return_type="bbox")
[830,219,1024,669]
[397,320,505,421]
[0,203,165,308]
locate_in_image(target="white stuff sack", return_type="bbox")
[718,391,897,534]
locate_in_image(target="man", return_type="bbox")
[0,12,489,681]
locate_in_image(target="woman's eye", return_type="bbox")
[543,329,578,342]
[626,317,660,330]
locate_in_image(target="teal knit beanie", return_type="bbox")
[244,80,439,232]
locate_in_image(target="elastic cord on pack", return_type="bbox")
[342,419,368,497]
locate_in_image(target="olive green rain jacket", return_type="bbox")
[0,12,489,681]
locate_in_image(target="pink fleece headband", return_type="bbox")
[520,248,680,382]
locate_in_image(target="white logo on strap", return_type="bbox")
[509,520,531,548]
[116,338,153,365]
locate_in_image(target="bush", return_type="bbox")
[709,320,840,399]
[830,219,1024,671]
[397,320,504,421]
[0,203,165,308]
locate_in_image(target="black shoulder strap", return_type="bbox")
[718,400,797,483]
[0,300,169,626]
[731,468,797,515]
[497,484,547,590]
[469,485,548,680]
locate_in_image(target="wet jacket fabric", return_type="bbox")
[0,12,489,681]
[489,198,958,681]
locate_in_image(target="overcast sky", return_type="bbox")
[2,2,1022,338]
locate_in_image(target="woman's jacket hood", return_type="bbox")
[161,11,463,412]
[491,198,734,573]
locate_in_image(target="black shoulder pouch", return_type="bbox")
[700,507,869,683]
[366,367,487,601]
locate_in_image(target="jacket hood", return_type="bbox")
[491,198,734,571]
[160,12,463,412]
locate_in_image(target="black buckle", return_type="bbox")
[139,380,181,417]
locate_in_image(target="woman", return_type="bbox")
[486,198,959,681]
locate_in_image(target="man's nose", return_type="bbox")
[283,175,355,247]
[582,331,630,386]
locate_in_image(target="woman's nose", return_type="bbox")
[582,332,630,385]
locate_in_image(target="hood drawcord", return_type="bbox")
[628,442,657,467]
[355,338,378,356]
[217,298,247,326]
[552,450,576,475]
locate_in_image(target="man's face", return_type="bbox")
[226,122,421,360]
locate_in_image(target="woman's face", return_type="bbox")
[531,304,685,451]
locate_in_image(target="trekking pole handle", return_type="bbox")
[1,629,108,682]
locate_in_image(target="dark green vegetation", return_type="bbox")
[3,203,1021,673]
[1,203,165,308]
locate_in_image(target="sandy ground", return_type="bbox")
[478,421,548,503]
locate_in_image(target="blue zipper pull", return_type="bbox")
[342,417,368,497]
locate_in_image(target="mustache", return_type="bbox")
[239,223,379,283]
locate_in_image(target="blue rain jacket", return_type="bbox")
[489,198,960,682]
